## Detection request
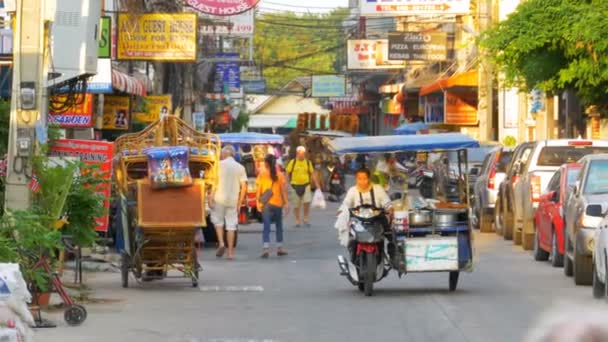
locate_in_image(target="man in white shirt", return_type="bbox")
[209,145,247,260]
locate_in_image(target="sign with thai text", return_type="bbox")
[347,39,403,70]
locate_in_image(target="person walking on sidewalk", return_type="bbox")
[209,145,247,260]
[285,146,319,227]
[256,154,289,258]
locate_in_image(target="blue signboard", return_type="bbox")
[214,53,241,94]
[242,80,267,94]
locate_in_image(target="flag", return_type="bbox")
[29,174,40,193]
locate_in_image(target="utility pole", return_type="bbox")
[4,0,50,210]
[477,0,494,141]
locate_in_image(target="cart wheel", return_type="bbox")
[64,304,87,326]
[192,249,200,288]
[121,252,129,288]
[449,271,459,292]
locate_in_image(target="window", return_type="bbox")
[496,151,514,172]
[583,160,608,194]
[566,168,580,186]
[537,146,608,167]
[480,153,493,175]
[546,171,561,192]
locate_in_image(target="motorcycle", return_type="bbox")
[338,205,390,296]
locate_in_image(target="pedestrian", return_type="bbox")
[208,145,247,260]
[256,154,289,258]
[285,146,320,227]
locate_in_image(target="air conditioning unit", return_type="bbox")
[47,0,101,87]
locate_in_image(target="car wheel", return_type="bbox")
[534,228,550,261]
[593,261,605,298]
[573,245,593,285]
[494,197,503,236]
[551,229,564,267]
[503,209,514,240]
[564,236,574,277]
[480,211,493,233]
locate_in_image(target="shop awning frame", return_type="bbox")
[419,70,478,97]
[112,69,148,97]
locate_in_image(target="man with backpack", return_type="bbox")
[286,146,320,227]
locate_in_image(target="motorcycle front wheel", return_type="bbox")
[359,252,376,297]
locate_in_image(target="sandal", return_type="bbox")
[216,246,226,258]
[260,250,270,259]
[277,249,288,257]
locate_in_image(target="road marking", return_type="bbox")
[199,285,264,292]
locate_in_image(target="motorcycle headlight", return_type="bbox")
[580,214,603,229]
[352,221,366,233]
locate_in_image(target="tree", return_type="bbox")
[254,9,350,91]
[480,0,608,111]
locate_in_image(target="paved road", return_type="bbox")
[41,200,598,342]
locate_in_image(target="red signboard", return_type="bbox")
[48,94,94,127]
[186,0,259,16]
[49,139,114,232]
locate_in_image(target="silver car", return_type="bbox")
[564,154,608,285]
[473,147,514,232]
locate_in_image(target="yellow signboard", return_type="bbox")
[134,95,172,122]
[117,13,197,61]
[103,96,131,130]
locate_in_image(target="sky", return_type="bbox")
[258,0,349,13]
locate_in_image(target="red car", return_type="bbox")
[534,163,581,267]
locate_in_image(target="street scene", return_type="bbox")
[1,0,608,341]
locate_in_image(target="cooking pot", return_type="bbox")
[409,209,433,226]
[434,209,468,227]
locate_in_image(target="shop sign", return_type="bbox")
[214,58,241,93]
[242,80,267,94]
[193,112,206,131]
[102,95,130,130]
[133,95,172,123]
[388,32,448,61]
[49,139,114,232]
[186,0,259,16]
[423,93,444,124]
[199,10,254,35]
[360,0,471,16]
[48,94,94,128]
[312,75,346,97]
[240,66,262,82]
[347,40,404,70]
[98,17,111,58]
[117,13,197,61]
[445,91,478,125]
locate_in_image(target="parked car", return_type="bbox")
[564,154,608,285]
[495,142,535,240]
[592,216,608,298]
[473,147,514,232]
[513,140,608,251]
[433,144,499,203]
[533,163,581,267]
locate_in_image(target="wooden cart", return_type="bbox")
[113,116,220,287]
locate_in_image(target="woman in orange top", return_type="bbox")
[256,154,289,258]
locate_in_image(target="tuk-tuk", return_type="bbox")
[328,133,478,296]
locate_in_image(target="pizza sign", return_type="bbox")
[186,0,259,16]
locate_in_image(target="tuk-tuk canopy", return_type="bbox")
[218,132,285,145]
[328,133,480,154]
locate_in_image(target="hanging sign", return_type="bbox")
[186,0,260,16]
[199,10,254,35]
[360,0,471,16]
[48,94,94,128]
[49,139,114,232]
[347,40,403,70]
[312,75,346,97]
[98,16,111,58]
[102,95,130,130]
[388,32,448,61]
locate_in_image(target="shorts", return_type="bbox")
[210,204,238,230]
[293,185,312,208]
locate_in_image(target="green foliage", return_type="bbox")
[254,9,349,90]
[231,107,250,132]
[0,209,62,291]
[480,0,608,110]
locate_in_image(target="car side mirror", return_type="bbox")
[586,204,603,217]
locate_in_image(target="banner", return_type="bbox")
[49,139,114,232]
[347,40,403,70]
[48,94,94,128]
[199,10,254,35]
[186,0,259,16]
[117,13,197,61]
[312,75,346,97]
[388,32,448,61]
[103,95,130,130]
[445,91,478,125]
[133,95,172,122]
[360,0,471,16]
[98,16,111,58]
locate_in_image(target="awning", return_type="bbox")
[112,69,147,97]
[419,70,478,97]
[394,121,429,135]
[248,114,296,128]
